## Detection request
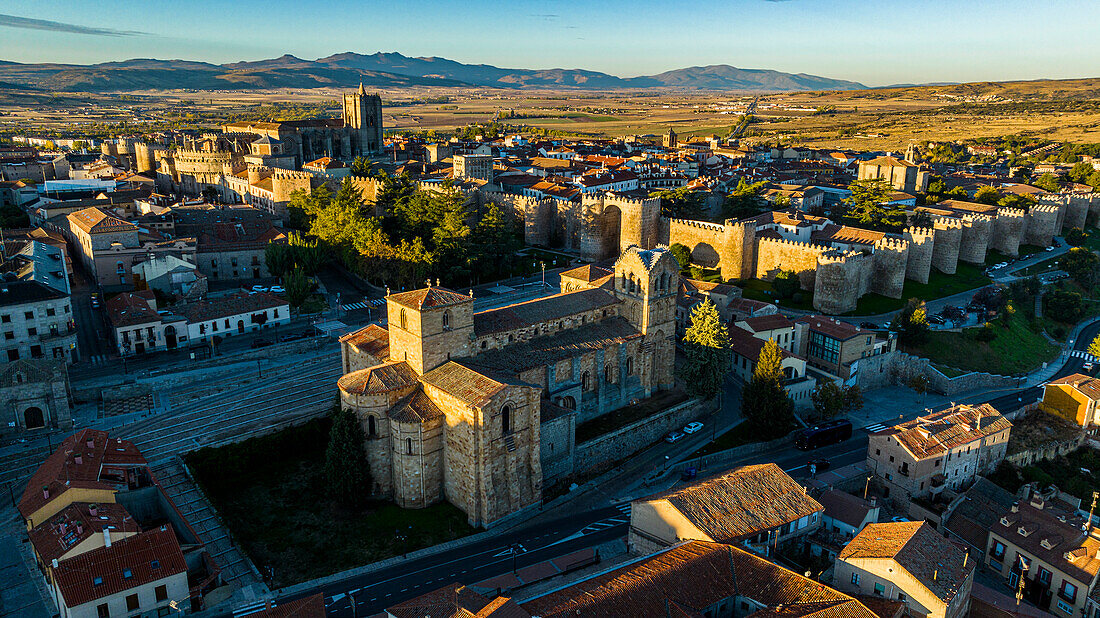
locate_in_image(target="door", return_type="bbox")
[24,407,45,429]
[237,320,245,334]
[135,342,145,354]
[164,325,177,349]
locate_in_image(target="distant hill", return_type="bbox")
[0,51,866,92]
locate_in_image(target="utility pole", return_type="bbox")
[863,475,872,500]
[1089,491,1099,534]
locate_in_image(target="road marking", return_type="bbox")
[863,423,888,433]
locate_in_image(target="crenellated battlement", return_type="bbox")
[874,236,910,251]
[582,193,659,207]
[931,216,964,230]
[272,169,312,181]
[904,226,935,238]
[961,212,994,223]
[817,248,865,265]
[996,207,1025,218]
[1029,203,1061,215]
[667,218,725,232]
[756,236,829,252]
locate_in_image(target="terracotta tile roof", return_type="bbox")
[1046,373,1100,400]
[19,429,147,519]
[746,210,829,227]
[935,199,999,216]
[466,318,642,374]
[729,327,798,364]
[862,156,915,168]
[339,323,389,359]
[521,541,877,618]
[880,403,1011,461]
[474,288,620,337]
[680,278,738,297]
[992,500,1100,584]
[796,316,865,341]
[421,361,527,407]
[67,207,138,234]
[29,502,140,564]
[388,286,472,310]
[106,292,161,329]
[816,489,875,530]
[839,522,973,602]
[175,291,287,324]
[559,264,613,284]
[390,388,445,424]
[943,478,1018,551]
[386,582,508,618]
[243,594,327,617]
[740,314,795,333]
[850,595,905,618]
[337,361,418,396]
[637,463,822,544]
[727,297,774,314]
[50,526,186,608]
[812,225,886,246]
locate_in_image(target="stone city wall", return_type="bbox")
[1025,204,1061,247]
[754,236,828,289]
[902,226,934,284]
[930,216,963,274]
[991,208,1025,256]
[855,349,1020,395]
[665,218,727,268]
[870,237,909,298]
[958,214,993,264]
[813,250,870,314]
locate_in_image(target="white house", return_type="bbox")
[178,291,289,345]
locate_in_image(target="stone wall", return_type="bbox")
[813,250,869,314]
[573,397,715,475]
[391,416,444,509]
[958,215,992,264]
[754,237,827,289]
[870,237,909,298]
[903,227,934,284]
[665,218,727,269]
[855,349,1020,396]
[991,208,1025,256]
[540,411,576,484]
[930,216,963,274]
[1025,205,1060,247]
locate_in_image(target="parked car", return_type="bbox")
[279,332,309,343]
[664,431,685,444]
[808,457,830,472]
[683,422,704,434]
[90,295,100,309]
[1084,362,1094,372]
[859,321,879,329]
[250,338,274,349]
[252,285,269,292]
[1046,246,1055,252]
[269,285,285,294]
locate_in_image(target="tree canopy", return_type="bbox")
[740,338,794,439]
[843,178,905,231]
[324,407,370,507]
[679,299,732,400]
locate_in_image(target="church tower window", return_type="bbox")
[406,438,413,455]
[399,309,408,330]
[627,357,635,375]
[581,371,591,391]
[442,310,450,330]
[367,415,377,437]
[501,405,511,435]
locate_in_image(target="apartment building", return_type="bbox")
[1041,373,1100,431]
[795,316,888,379]
[0,278,77,364]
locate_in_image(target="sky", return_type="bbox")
[1,0,1098,86]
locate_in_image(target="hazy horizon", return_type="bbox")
[1,0,1099,87]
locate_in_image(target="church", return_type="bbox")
[337,246,679,527]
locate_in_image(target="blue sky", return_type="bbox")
[1,0,1098,86]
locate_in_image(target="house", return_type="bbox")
[132,254,205,298]
[836,521,975,618]
[985,487,1100,618]
[819,488,880,539]
[628,463,824,557]
[858,156,930,194]
[736,314,798,353]
[48,526,189,618]
[519,540,888,618]
[177,291,290,346]
[866,403,1011,509]
[941,477,1019,558]
[0,273,77,364]
[728,326,815,411]
[105,291,187,355]
[725,296,778,323]
[1041,373,1100,431]
[676,278,746,332]
[795,316,884,380]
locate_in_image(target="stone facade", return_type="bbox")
[0,359,71,431]
[336,246,679,527]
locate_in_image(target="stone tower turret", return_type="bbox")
[386,286,474,376]
[343,84,384,157]
[613,245,678,392]
[663,127,677,148]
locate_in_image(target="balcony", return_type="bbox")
[897,465,910,477]
[930,473,947,495]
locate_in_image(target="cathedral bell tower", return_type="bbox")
[385,285,474,376]
[343,83,384,157]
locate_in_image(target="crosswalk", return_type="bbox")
[579,503,632,535]
[863,423,889,433]
[86,354,110,365]
[1070,350,1097,361]
[339,298,385,311]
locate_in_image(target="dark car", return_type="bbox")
[859,321,879,329]
[250,338,274,349]
[664,431,685,444]
[681,467,698,481]
[808,458,831,472]
[278,332,309,342]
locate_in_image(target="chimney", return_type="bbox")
[52,559,58,568]
[74,453,82,465]
[86,438,94,449]
[103,529,111,548]
[88,504,98,517]
[42,487,49,500]
[1011,501,1019,513]
[870,497,877,507]
[76,523,83,535]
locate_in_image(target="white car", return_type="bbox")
[269,285,285,294]
[683,422,704,434]
[252,285,269,292]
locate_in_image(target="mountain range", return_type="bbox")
[0,52,867,92]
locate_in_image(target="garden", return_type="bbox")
[185,418,476,587]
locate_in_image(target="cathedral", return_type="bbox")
[337,246,679,527]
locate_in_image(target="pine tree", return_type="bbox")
[740,338,794,439]
[679,299,732,400]
[324,408,371,508]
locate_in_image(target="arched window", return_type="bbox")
[399,309,408,330]
[442,310,450,330]
[561,396,576,410]
[406,438,413,455]
[627,357,635,375]
[367,415,377,437]
[501,405,511,435]
[605,363,613,383]
[581,371,590,391]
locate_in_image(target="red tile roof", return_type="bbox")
[29,502,140,564]
[839,522,973,603]
[338,323,390,359]
[421,361,523,407]
[637,463,822,544]
[728,327,797,364]
[19,429,147,520]
[242,594,327,618]
[337,361,418,396]
[106,292,161,328]
[1046,373,1100,400]
[740,314,795,333]
[387,582,524,618]
[816,489,875,530]
[474,288,620,337]
[50,526,186,608]
[796,316,864,341]
[67,207,137,234]
[879,403,1010,460]
[175,291,287,324]
[388,287,472,310]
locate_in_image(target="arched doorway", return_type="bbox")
[237,320,245,334]
[24,407,45,429]
[561,396,576,410]
[164,325,177,349]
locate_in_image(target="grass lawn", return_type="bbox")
[850,261,990,315]
[738,278,815,311]
[1082,231,1100,254]
[186,418,477,587]
[901,309,1058,375]
[1015,256,1061,277]
[575,389,689,443]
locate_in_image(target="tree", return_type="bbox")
[1088,334,1100,359]
[679,299,732,400]
[1045,290,1084,323]
[844,178,904,231]
[652,186,706,219]
[1065,227,1089,247]
[324,407,370,507]
[772,270,801,299]
[810,381,864,419]
[740,338,794,439]
[1060,248,1100,287]
[351,156,373,177]
[973,186,1001,205]
[722,178,768,220]
[892,298,929,345]
[907,374,930,401]
[1088,170,1100,190]
[283,267,313,309]
[1035,173,1061,192]
[669,243,692,270]
[1069,161,1095,184]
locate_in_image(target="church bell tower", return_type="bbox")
[343,83,384,156]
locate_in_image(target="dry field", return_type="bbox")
[2,77,1099,149]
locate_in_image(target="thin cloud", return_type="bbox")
[532,13,560,20]
[0,13,148,37]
